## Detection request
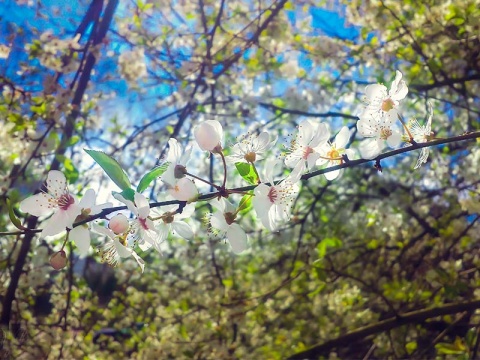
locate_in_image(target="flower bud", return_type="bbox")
[109,214,129,234]
[50,250,67,270]
[194,120,223,152]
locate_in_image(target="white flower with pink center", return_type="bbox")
[285,120,329,178]
[252,159,299,231]
[20,170,81,237]
[113,192,158,252]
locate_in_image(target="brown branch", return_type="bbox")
[3,130,480,237]
[288,299,480,359]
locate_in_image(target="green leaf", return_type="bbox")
[406,341,417,355]
[317,237,343,258]
[235,162,259,185]
[63,158,79,183]
[84,149,131,190]
[5,198,27,230]
[238,194,253,215]
[137,163,169,193]
[112,188,136,202]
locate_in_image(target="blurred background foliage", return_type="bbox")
[0,0,479,358]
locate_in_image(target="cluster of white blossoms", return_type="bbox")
[27,31,82,73]
[117,47,148,84]
[17,71,438,272]
[356,70,434,167]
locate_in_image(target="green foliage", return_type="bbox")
[235,162,259,185]
[136,163,169,193]
[84,149,132,191]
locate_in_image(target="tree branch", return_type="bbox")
[288,299,480,359]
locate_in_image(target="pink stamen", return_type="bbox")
[303,146,313,160]
[268,186,278,203]
[58,194,74,210]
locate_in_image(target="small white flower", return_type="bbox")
[357,113,402,159]
[407,101,434,169]
[152,201,195,247]
[227,131,277,164]
[316,126,355,180]
[285,120,329,178]
[209,198,248,254]
[114,192,157,252]
[93,224,145,273]
[69,189,112,256]
[194,120,224,153]
[253,159,299,231]
[167,177,198,202]
[20,170,81,237]
[360,70,408,123]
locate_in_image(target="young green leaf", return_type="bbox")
[84,149,131,191]
[6,198,27,230]
[238,194,253,215]
[235,162,259,185]
[137,163,169,193]
[112,188,136,202]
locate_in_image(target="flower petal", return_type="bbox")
[226,223,248,254]
[324,168,341,181]
[78,189,96,210]
[359,139,383,159]
[113,193,138,216]
[46,170,67,198]
[172,221,194,239]
[70,225,91,256]
[92,223,115,239]
[20,193,56,217]
[211,211,228,231]
[334,126,351,149]
[386,130,402,148]
[41,210,71,237]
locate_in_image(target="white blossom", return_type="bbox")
[152,201,195,247]
[253,159,299,231]
[93,224,145,272]
[209,198,248,254]
[227,131,277,164]
[407,101,434,169]
[20,170,81,238]
[360,70,408,123]
[285,120,329,178]
[316,126,355,180]
[69,189,111,256]
[114,192,158,252]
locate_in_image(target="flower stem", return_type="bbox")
[398,113,416,144]
[186,172,221,190]
[61,229,70,251]
[218,151,228,189]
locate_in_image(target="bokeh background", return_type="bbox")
[1,0,480,358]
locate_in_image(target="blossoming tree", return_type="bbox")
[1,0,480,358]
